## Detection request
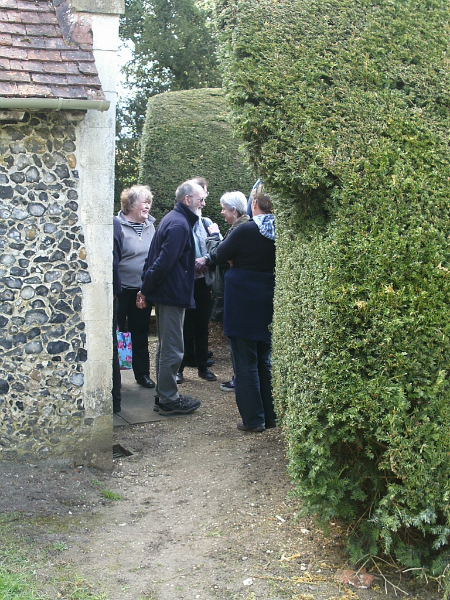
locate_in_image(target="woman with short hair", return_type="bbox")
[206,191,250,322]
[117,185,156,388]
[220,190,248,220]
[215,192,276,432]
[206,191,250,391]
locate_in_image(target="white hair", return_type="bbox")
[219,191,247,216]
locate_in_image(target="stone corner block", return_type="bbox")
[82,224,113,281]
[83,282,112,321]
[72,0,125,15]
[83,356,112,397]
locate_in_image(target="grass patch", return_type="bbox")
[0,512,108,600]
[100,490,122,501]
[0,550,45,600]
[51,541,68,553]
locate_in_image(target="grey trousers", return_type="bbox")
[154,303,185,404]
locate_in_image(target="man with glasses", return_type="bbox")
[137,180,206,415]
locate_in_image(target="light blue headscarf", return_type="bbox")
[253,214,275,240]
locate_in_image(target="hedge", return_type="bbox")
[138,87,256,226]
[216,0,450,575]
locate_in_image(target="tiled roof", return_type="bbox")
[0,0,105,101]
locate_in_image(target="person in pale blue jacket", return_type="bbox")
[178,177,220,384]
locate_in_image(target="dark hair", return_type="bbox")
[192,176,208,190]
[254,192,272,214]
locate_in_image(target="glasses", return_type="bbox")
[188,195,206,202]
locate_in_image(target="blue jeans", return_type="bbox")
[228,336,276,429]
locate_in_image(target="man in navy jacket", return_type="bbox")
[137,180,206,415]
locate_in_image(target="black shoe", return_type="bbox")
[237,420,265,433]
[176,371,184,384]
[154,395,160,412]
[198,369,217,382]
[207,358,215,367]
[113,404,121,413]
[158,395,201,416]
[265,421,277,429]
[208,350,213,358]
[136,375,155,388]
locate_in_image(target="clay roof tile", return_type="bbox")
[0,0,105,102]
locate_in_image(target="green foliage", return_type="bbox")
[216,0,450,575]
[121,0,221,96]
[115,0,222,210]
[114,134,140,213]
[139,87,256,225]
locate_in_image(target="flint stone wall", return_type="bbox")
[0,110,109,465]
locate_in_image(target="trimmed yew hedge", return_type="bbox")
[216,0,450,574]
[138,88,255,226]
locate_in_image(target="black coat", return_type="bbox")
[206,214,250,321]
[141,202,199,308]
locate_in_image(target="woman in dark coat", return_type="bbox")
[206,191,250,391]
[215,192,276,432]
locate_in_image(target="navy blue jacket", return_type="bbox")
[216,218,275,342]
[141,202,198,308]
[223,268,275,342]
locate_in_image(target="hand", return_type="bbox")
[208,223,220,235]
[136,291,148,309]
[195,257,208,273]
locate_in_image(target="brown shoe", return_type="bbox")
[237,421,265,433]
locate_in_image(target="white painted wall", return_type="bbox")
[75,11,121,466]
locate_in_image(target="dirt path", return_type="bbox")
[0,324,441,600]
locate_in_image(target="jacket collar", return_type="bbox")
[117,210,156,227]
[174,201,199,227]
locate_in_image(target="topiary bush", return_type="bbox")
[138,87,256,226]
[216,0,450,575]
